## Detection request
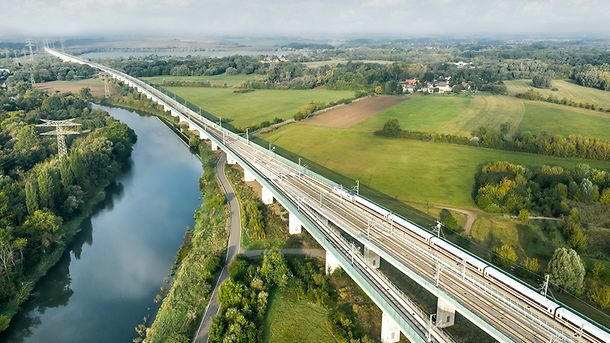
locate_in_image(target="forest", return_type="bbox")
[0,81,136,330]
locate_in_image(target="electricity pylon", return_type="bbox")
[26,40,34,62]
[102,73,111,98]
[36,119,81,160]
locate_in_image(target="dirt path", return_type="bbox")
[437,206,478,234]
[305,95,406,128]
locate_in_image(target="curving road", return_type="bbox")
[193,153,241,343]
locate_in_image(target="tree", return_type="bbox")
[567,226,587,251]
[37,166,59,210]
[589,285,610,309]
[378,119,401,137]
[22,210,63,252]
[523,257,540,273]
[260,250,291,288]
[245,202,264,240]
[547,248,585,294]
[374,85,383,95]
[79,87,92,100]
[518,209,530,223]
[494,244,518,268]
[591,262,605,280]
[219,278,245,308]
[599,188,610,204]
[59,160,74,188]
[439,209,458,230]
[25,180,39,215]
[532,75,552,89]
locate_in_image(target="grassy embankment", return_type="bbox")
[224,165,320,250]
[144,146,229,342]
[164,86,355,129]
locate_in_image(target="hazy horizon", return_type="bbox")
[1,0,610,40]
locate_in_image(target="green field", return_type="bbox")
[263,123,610,208]
[506,79,610,109]
[359,94,610,139]
[165,86,354,129]
[304,59,394,68]
[360,94,524,136]
[262,289,335,343]
[143,73,264,87]
[519,101,610,139]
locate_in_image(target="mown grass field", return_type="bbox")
[519,101,610,139]
[143,73,264,87]
[358,94,524,136]
[263,123,610,209]
[262,289,335,343]
[357,94,610,139]
[165,86,354,129]
[505,79,610,109]
[34,78,107,97]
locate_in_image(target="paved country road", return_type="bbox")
[193,153,241,343]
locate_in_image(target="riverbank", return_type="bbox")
[0,105,137,333]
[2,104,204,342]
[143,146,230,342]
[0,183,110,330]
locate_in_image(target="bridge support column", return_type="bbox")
[288,212,302,235]
[211,141,219,151]
[261,186,274,205]
[436,298,456,328]
[243,168,256,182]
[227,154,237,165]
[381,312,401,343]
[170,109,180,117]
[325,250,340,274]
[363,246,380,269]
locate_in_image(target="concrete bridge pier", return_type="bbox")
[227,154,237,165]
[243,168,256,182]
[436,298,456,328]
[364,246,381,269]
[325,250,341,275]
[288,212,303,235]
[261,186,274,205]
[211,141,219,151]
[381,312,401,343]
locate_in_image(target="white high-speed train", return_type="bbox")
[332,187,610,343]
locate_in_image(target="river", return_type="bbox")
[1,105,203,342]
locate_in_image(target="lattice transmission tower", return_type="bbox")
[36,119,81,160]
[102,73,111,98]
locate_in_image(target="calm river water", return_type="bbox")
[1,105,203,342]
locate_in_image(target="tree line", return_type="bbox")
[376,119,610,162]
[7,59,96,84]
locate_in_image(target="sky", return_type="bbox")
[1,0,609,39]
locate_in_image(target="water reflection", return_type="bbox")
[1,105,203,342]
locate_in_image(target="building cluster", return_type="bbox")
[259,55,288,64]
[399,77,470,94]
[450,61,475,68]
